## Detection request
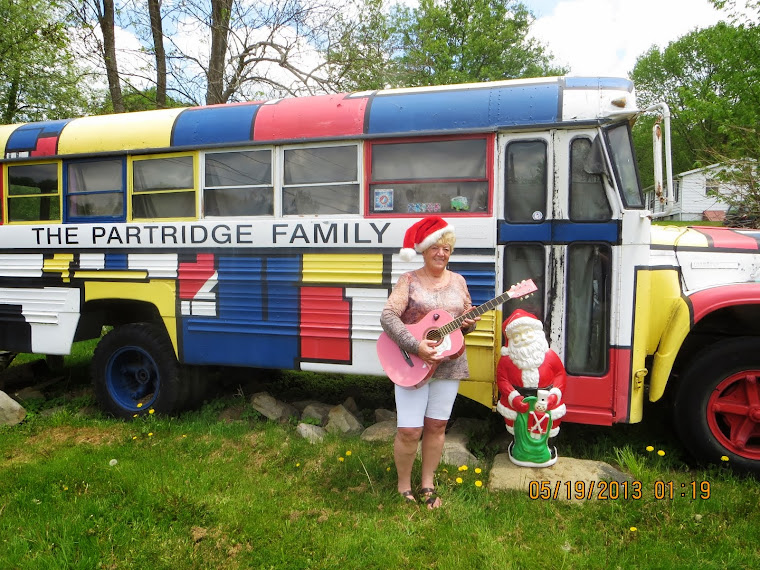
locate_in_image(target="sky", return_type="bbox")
[523,0,730,77]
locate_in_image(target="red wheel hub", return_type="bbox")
[707,371,760,460]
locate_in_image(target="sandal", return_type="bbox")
[420,487,441,510]
[400,489,416,504]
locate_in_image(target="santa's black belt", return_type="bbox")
[515,385,553,398]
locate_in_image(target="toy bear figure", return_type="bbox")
[496,309,566,467]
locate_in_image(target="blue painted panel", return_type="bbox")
[552,221,620,244]
[498,222,552,243]
[368,83,560,135]
[172,104,260,146]
[6,120,70,152]
[450,261,495,306]
[181,255,302,369]
[104,253,127,270]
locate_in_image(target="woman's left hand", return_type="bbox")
[460,315,480,332]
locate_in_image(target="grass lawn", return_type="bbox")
[1,343,759,569]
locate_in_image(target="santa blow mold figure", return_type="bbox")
[496,309,566,467]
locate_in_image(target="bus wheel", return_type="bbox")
[92,323,182,418]
[674,337,760,474]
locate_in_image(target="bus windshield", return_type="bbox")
[605,123,643,208]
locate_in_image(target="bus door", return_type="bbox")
[497,128,620,426]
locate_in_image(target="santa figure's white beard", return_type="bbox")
[504,335,549,388]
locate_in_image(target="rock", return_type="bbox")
[441,441,479,468]
[297,423,327,443]
[249,392,299,423]
[301,402,334,426]
[342,397,359,415]
[375,408,396,423]
[12,387,45,401]
[0,390,26,426]
[360,420,397,442]
[325,404,364,435]
[218,405,245,423]
[488,453,631,502]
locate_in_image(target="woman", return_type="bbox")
[380,216,479,509]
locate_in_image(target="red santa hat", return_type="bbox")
[399,216,455,262]
[503,309,543,338]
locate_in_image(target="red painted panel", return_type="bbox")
[690,283,760,324]
[300,287,351,362]
[561,348,630,426]
[692,226,759,250]
[178,253,215,299]
[31,136,57,157]
[253,94,368,141]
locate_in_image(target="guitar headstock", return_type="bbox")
[507,279,538,299]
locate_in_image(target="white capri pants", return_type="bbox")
[395,379,461,428]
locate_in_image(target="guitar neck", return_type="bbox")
[437,289,519,337]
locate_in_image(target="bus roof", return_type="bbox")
[0,76,636,160]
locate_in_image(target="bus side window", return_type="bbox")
[569,138,612,221]
[282,145,359,216]
[131,155,196,220]
[65,159,125,222]
[369,138,489,215]
[7,163,60,222]
[565,243,611,375]
[504,140,547,223]
[503,244,545,321]
[204,149,273,217]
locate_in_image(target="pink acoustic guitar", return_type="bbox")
[377,279,537,389]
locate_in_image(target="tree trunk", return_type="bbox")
[147,0,167,108]
[100,0,124,112]
[206,0,233,105]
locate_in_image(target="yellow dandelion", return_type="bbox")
[657,450,665,457]
[137,403,143,408]
[148,409,155,415]
[148,432,153,437]
[630,527,637,532]
[645,446,654,452]
[133,414,138,418]
[721,455,729,462]
[475,480,483,488]
[456,477,463,484]
[345,450,352,456]
[132,436,137,440]
[475,468,482,474]
[63,486,68,491]
[442,468,448,473]
[387,467,391,472]
[458,465,468,471]
[182,434,187,438]
[338,457,345,462]
[296,463,301,467]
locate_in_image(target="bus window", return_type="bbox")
[66,159,125,221]
[504,244,545,321]
[604,123,643,208]
[569,138,612,221]
[7,163,60,222]
[565,243,611,374]
[504,140,547,222]
[282,145,359,215]
[369,138,489,215]
[204,149,273,217]
[131,155,196,219]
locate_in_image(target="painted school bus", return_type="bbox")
[1,76,758,473]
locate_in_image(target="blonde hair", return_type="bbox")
[433,231,456,252]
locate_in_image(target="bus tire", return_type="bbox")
[673,336,760,475]
[92,323,183,418]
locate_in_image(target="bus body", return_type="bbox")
[1,76,759,473]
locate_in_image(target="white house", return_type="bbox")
[648,163,737,221]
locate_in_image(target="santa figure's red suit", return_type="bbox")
[496,309,566,438]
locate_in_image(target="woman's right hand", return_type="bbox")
[417,339,444,366]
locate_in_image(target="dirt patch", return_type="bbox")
[2,425,128,467]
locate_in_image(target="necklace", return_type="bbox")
[422,266,448,288]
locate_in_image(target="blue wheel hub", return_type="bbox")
[106,345,160,411]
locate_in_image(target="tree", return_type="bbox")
[0,0,93,123]
[390,0,566,87]
[630,21,760,207]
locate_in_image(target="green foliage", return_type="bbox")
[97,86,189,114]
[0,0,94,123]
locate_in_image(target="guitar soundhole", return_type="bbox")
[426,330,441,342]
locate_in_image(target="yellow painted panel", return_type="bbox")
[58,109,184,155]
[85,280,178,356]
[650,225,709,248]
[0,124,21,156]
[458,379,495,409]
[43,253,74,282]
[302,253,383,284]
[73,270,149,280]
